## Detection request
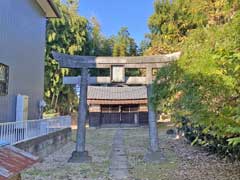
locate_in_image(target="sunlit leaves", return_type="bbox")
[145,0,239,55]
[112,27,138,57]
[44,0,88,113]
[151,4,240,158]
[228,137,240,146]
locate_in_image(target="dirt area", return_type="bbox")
[23,125,240,180]
[124,125,240,180]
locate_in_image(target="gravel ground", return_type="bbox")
[22,125,240,180]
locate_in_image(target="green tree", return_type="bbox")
[147,0,206,54]
[86,17,115,56]
[45,0,88,114]
[138,39,150,55]
[146,0,240,55]
[151,1,240,159]
[112,27,138,56]
[89,17,102,56]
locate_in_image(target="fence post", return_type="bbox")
[24,121,28,139]
[0,116,71,145]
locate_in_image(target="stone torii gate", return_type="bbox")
[52,51,181,163]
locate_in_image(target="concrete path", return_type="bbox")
[109,129,129,180]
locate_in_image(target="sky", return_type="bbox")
[78,0,155,45]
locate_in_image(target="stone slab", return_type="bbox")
[68,151,92,163]
[109,129,129,180]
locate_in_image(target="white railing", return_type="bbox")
[0,116,71,145]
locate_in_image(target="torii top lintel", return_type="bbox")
[52,51,181,69]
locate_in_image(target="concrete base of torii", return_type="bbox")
[68,151,92,163]
[144,150,166,163]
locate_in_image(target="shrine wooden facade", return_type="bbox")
[87,86,148,127]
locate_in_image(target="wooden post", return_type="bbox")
[68,67,92,163]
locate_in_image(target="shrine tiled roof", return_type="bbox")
[88,86,147,100]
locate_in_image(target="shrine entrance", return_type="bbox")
[100,104,139,125]
[87,85,148,127]
[52,51,181,163]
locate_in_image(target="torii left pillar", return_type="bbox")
[68,67,92,163]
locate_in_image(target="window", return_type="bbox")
[122,105,139,112]
[0,63,9,96]
[101,105,120,113]
[101,105,110,113]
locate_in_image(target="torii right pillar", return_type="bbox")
[144,65,165,162]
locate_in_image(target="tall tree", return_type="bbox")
[88,17,102,56]
[151,0,240,159]
[139,39,150,55]
[87,17,114,56]
[112,27,138,56]
[129,38,138,56]
[45,0,89,113]
[146,0,240,55]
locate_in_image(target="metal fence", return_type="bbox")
[0,116,71,145]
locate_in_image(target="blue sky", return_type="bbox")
[78,0,155,45]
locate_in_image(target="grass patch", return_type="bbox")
[124,126,179,180]
[23,128,116,180]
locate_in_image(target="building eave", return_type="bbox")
[36,0,61,18]
[87,86,148,100]
[87,99,148,105]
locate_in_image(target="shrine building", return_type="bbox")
[87,86,148,127]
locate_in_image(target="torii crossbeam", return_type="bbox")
[52,52,181,163]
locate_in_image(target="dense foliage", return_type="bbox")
[151,0,240,160]
[146,0,239,55]
[45,0,88,114]
[112,27,138,57]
